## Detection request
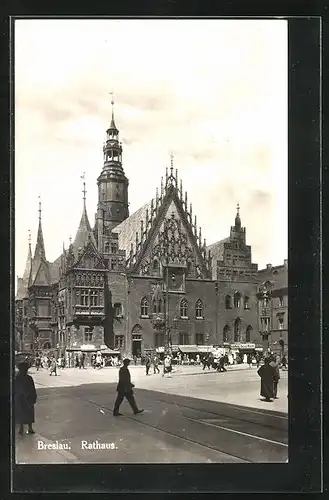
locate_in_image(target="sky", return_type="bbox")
[15,18,287,279]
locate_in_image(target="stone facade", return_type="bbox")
[15,107,287,357]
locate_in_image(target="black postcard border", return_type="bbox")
[0,12,323,495]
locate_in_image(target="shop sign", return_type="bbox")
[230,343,255,349]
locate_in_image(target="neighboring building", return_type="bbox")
[208,204,259,346]
[257,261,288,354]
[15,102,287,357]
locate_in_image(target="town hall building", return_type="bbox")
[15,102,288,358]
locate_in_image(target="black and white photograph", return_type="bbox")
[14,18,288,466]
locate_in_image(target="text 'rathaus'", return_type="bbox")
[16,102,288,358]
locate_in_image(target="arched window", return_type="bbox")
[246,325,253,343]
[140,297,148,317]
[234,292,241,308]
[223,325,230,343]
[244,296,250,309]
[195,299,204,319]
[104,242,110,253]
[225,295,232,309]
[180,299,188,318]
[152,299,157,314]
[234,318,241,342]
[158,299,162,313]
[279,296,284,307]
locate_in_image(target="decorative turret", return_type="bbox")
[29,199,51,286]
[73,173,97,255]
[96,94,129,238]
[230,202,246,244]
[235,202,241,230]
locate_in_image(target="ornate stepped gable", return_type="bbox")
[113,165,212,279]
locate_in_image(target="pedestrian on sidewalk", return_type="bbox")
[145,355,151,375]
[162,355,172,377]
[15,362,37,435]
[152,354,160,374]
[247,353,252,368]
[35,355,41,371]
[257,357,275,402]
[269,355,281,399]
[49,356,57,376]
[113,358,144,416]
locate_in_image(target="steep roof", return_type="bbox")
[207,237,230,279]
[73,201,97,254]
[112,200,152,258]
[16,241,32,299]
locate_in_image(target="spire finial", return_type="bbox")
[28,229,31,246]
[38,196,42,222]
[110,90,114,116]
[81,172,86,203]
[237,202,240,215]
[170,152,174,176]
[69,235,72,246]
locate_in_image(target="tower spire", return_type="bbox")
[81,172,87,205]
[109,91,117,130]
[33,196,46,260]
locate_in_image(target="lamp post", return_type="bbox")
[259,285,272,353]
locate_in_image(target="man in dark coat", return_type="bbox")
[217,355,227,372]
[145,355,151,375]
[269,355,281,398]
[15,362,37,434]
[113,359,144,416]
[257,357,275,402]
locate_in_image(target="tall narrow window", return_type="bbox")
[195,299,204,319]
[234,292,241,308]
[153,299,157,314]
[104,242,110,253]
[90,290,98,306]
[180,299,188,318]
[234,318,241,342]
[225,295,232,309]
[81,289,89,306]
[114,303,123,317]
[244,296,250,309]
[140,297,148,317]
[223,325,230,343]
[246,325,253,342]
[279,296,284,307]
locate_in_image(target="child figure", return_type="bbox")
[15,362,37,435]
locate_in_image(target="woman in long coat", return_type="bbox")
[257,357,275,402]
[15,362,37,434]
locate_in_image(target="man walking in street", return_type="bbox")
[152,354,160,374]
[145,354,151,375]
[113,358,144,416]
[217,355,227,372]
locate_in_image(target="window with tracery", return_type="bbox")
[234,292,241,308]
[195,299,204,319]
[140,297,148,317]
[180,299,188,318]
[81,289,89,306]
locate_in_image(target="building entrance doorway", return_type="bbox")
[132,340,142,357]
